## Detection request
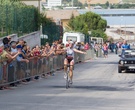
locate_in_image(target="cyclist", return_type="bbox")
[64,41,86,84]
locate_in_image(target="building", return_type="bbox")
[45,10,80,29]
[48,0,62,7]
[78,0,120,4]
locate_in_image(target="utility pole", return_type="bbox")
[134,25,135,41]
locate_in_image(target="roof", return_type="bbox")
[94,6,102,9]
[78,0,119,4]
[45,10,80,20]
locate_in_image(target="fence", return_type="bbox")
[0,49,95,86]
[0,4,39,37]
[42,24,63,45]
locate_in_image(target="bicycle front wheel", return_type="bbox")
[66,71,69,89]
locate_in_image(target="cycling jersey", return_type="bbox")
[66,47,74,58]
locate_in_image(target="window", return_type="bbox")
[66,36,77,42]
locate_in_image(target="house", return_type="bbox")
[45,10,80,30]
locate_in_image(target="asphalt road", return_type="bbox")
[1,53,135,110]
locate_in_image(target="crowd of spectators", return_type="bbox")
[93,40,130,58]
[0,36,90,90]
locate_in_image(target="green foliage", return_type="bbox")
[105,1,109,8]
[91,30,107,41]
[0,0,62,44]
[0,0,41,37]
[42,14,62,44]
[42,22,61,44]
[67,12,107,40]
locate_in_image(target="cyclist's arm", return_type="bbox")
[73,48,86,54]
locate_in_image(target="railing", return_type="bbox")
[0,49,95,86]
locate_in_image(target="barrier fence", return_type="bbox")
[0,49,96,86]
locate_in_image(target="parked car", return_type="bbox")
[118,49,135,73]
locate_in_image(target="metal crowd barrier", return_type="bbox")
[0,49,95,86]
[97,49,103,57]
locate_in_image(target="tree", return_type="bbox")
[91,30,107,41]
[105,1,109,8]
[67,12,107,40]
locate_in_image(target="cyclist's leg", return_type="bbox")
[64,58,68,72]
[64,58,68,78]
[69,60,74,83]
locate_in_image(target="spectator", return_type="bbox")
[16,45,29,63]
[0,43,20,90]
[103,43,108,58]
[94,43,100,57]
[114,43,118,54]
[2,37,10,45]
[10,41,18,56]
[7,36,12,43]
[121,40,130,55]
[84,42,90,50]
[76,42,84,51]
[66,39,71,47]
[110,42,115,53]
[121,40,130,50]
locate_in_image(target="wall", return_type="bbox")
[18,31,41,48]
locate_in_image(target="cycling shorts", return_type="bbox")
[66,56,73,64]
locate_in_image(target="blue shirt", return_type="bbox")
[122,44,130,49]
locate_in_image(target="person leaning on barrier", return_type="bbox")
[0,43,21,90]
[0,43,21,63]
[16,45,29,63]
[47,43,56,57]
[84,42,90,50]
[60,43,66,55]
[55,43,65,55]
[41,46,48,57]
[17,39,25,48]
[10,41,18,55]
[2,37,10,45]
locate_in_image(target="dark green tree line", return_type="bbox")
[0,0,60,41]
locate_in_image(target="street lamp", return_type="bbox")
[134,25,135,41]
[120,16,122,38]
